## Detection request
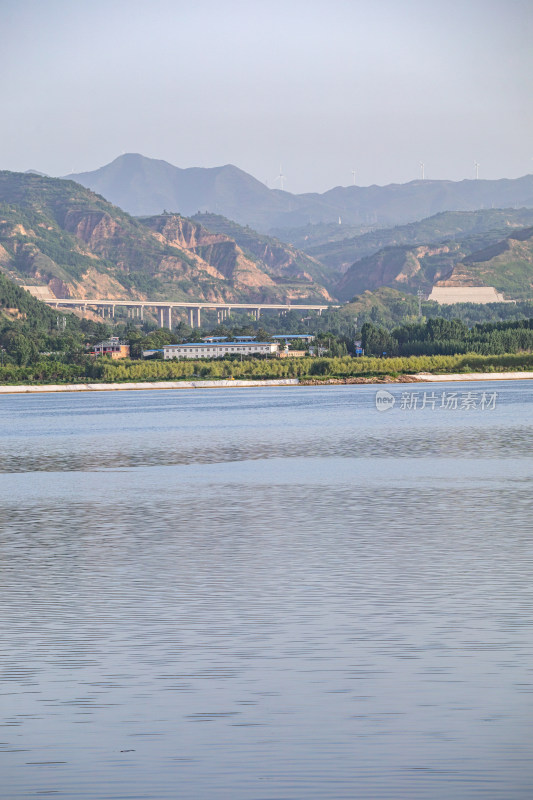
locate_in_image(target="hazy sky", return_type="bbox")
[2,0,532,193]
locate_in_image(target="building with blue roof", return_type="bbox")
[163,340,279,359]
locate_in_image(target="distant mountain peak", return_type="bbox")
[65,154,533,234]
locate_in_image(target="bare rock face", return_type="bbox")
[47,278,71,298]
[68,268,135,300]
[147,216,225,250]
[144,214,276,290]
[0,243,12,265]
[0,173,335,304]
[63,210,120,247]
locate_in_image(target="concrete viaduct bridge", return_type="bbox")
[44,299,336,329]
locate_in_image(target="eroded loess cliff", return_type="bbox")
[0,173,332,304]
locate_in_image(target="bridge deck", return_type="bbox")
[43,298,337,328]
[45,299,335,310]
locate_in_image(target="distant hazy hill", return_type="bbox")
[0,171,331,304]
[66,154,533,233]
[306,208,533,273]
[336,223,533,302]
[67,154,294,230]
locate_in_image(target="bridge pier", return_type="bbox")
[167,306,172,330]
[188,307,201,328]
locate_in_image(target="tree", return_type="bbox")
[361,323,395,357]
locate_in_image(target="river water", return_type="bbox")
[1,381,532,799]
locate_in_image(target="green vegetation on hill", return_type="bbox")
[0,271,108,366]
[268,221,373,249]
[304,208,533,271]
[337,287,533,330]
[0,171,332,304]
[0,171,185,296]
[336,223,533,301]
[449,226,533,299]
[2,171,533,312]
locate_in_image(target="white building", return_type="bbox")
[163,339,279,359]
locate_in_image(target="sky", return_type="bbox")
[2,0,533,194]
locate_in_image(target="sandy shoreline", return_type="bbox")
[1,372,533,394]
[415,371,533,383]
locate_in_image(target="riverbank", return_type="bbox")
[2,371,533,393]
[301,371,533,385]
[416,371,533,382]
[0,378,300,394]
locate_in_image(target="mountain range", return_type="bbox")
[67,154,533,234]
[1,164,533,311]
[0,172,331,305]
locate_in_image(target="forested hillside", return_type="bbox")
[0,271,107,366]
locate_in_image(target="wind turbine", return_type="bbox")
[474,161,480,180]
[419,161,425,180]
[275,165,286,191]
[351,169,356,186]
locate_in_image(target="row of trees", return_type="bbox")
[3,351,530,385]
[361,318,533,357]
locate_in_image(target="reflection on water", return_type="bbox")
[1,382,532,799]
